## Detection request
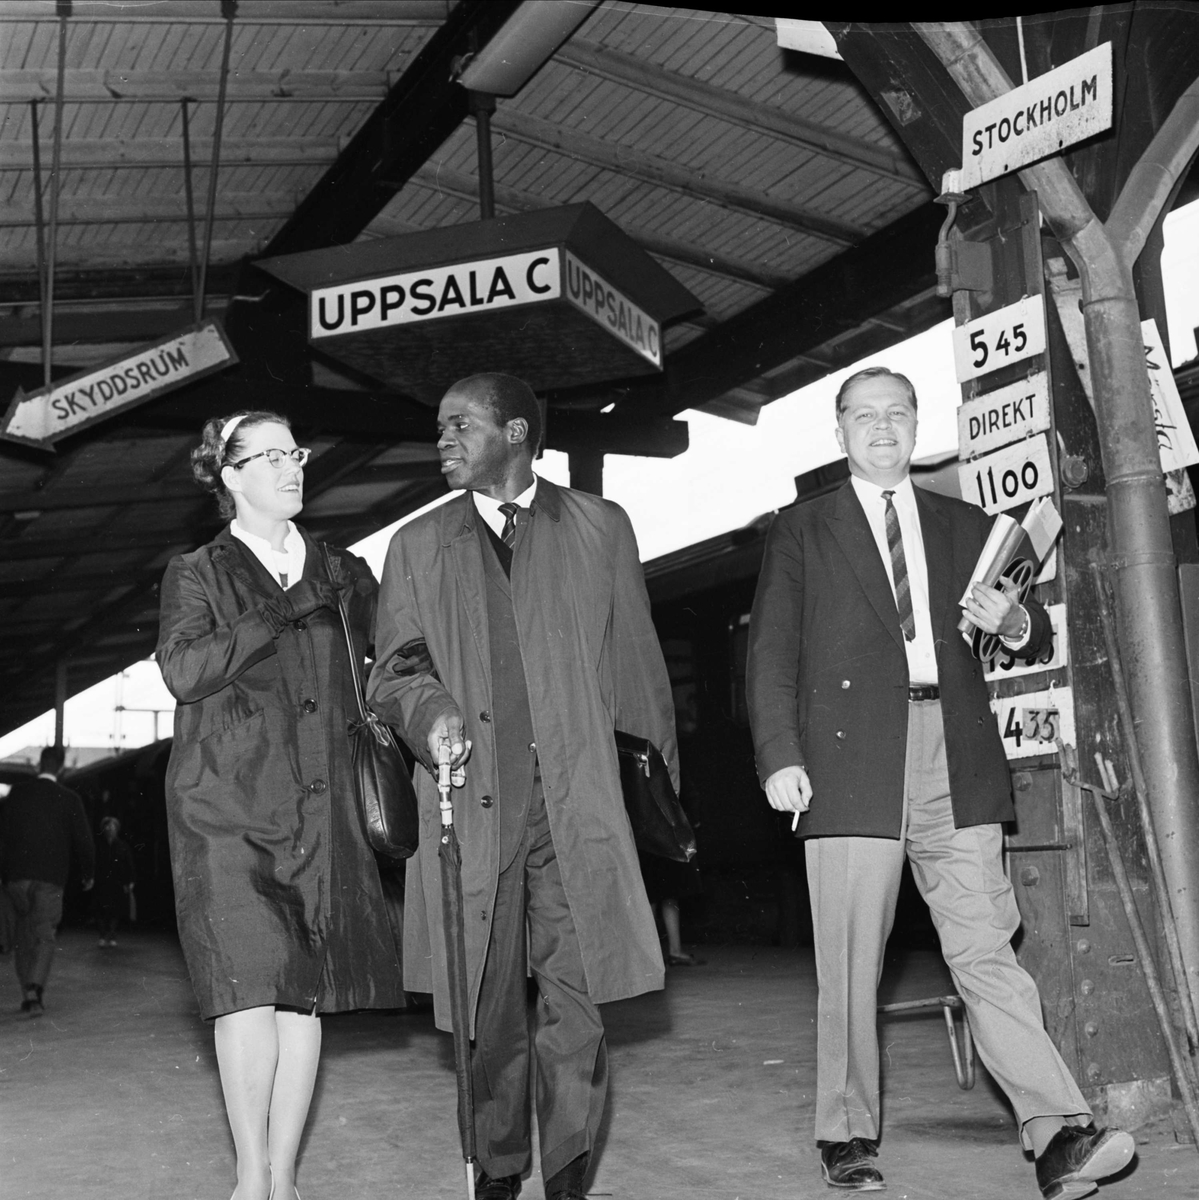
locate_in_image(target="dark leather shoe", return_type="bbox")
[474,1171,521,1200]
[819,1138,885,1191]
[1035,1123,1135,1199]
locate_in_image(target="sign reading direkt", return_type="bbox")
[309,247,663,369]
[944,43,1113,193]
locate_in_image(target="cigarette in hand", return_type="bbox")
[791,810,800,832]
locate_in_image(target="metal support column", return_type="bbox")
[917,21,1199,1010]
[568,450,604,496]
[53,657,67,751]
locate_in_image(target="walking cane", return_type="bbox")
[438,738,477,1200]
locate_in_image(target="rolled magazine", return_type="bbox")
[958,496,1063,661]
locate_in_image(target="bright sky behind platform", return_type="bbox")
[3,200,1198,763]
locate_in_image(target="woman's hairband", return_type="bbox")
[219,414,246,445]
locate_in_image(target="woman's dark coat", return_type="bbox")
[156,524,403,1019]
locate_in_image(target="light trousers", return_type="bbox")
[806,698,1090,1149]
[6,879,64,992]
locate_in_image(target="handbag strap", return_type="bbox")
[322,544,369,725]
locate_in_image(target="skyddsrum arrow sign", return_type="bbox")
[1,320,238,449]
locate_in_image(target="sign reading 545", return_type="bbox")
[953,295,1047,384]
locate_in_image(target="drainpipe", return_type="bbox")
[915,21,1199,1010]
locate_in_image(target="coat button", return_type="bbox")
[294,619,307,632]
[302,699,317,713]
[479,710,491,722]
[528,741,536,753]
[308,779,327,794]
[480,795,494,808]
[835,730,846,740]
[841,680,851,689]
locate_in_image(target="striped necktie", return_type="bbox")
[882,490,915,641]
[499,502,519,549]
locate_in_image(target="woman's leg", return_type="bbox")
[214,1007,278,1200]
[268,1009,322,1199]
[661,897,684,958]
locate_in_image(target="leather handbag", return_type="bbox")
[325,548,419,861]
[615,730,697,863]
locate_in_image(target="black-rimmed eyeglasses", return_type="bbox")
[226,447,311,470]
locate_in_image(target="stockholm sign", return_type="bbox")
[944,43,1113,193]
[310,245,662,368]
[0,320,237,449]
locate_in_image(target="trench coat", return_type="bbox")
[747,480,1051,839]
[367,479,677,1035]
[157,524,404,1019]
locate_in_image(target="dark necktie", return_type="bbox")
[499,502,519,548]
[882,490,915,642]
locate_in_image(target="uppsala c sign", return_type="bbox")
[309,245,662,368]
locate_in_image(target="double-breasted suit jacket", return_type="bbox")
[157,525,404,1018]
[747,480,1052,839]
[367,479,678,1035]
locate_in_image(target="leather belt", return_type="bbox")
[908,684,940,702]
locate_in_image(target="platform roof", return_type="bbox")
[1,3,1192,739]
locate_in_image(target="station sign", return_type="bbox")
[944,43,1113,193]
[958,432,1054,515]
[1143,317,1199,474]
[958,370,1051,458]
[308,245,662,368]
[311,249,559,339]
[0,320,237,449]
[953,295,1046,383]
[984,602,1068,683]
[992,684,1075,760]
[563,250,661,367]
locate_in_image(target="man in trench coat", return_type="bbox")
[368,372,677,1200]
[747,366,1133,1199]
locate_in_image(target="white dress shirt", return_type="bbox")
[230,519,306,590]
[472,476,539,538]
[850,474,939,685]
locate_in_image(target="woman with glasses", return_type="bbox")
[156,410,403,1200]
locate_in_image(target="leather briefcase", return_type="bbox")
[615,730,696,863]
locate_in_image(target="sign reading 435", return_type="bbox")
[953,295,1047,384]
[991,686,1075,761]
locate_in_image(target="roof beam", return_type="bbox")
[0,68,391,104]
[263,0,522,258]
[405,165,785,290]
[660,202,948,414]
[491,108,864,246]
[0,137,337,171]
[0,1,448,23]
[557,38,924,186]
[0,240,259,276]
[0,302,230,346]
[0,263,244,304]
[0,482,202,513]
[0,194,295,228]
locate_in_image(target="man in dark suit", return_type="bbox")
[747,367,1133,1199]
[1,745,94,1016]
[369,373,676,1200]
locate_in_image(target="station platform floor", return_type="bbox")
[1,928,1196,1200]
